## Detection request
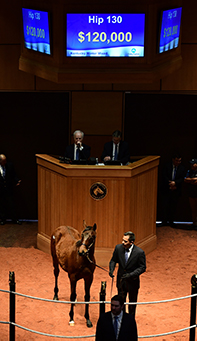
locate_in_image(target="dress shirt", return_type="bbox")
[125,243,134,260]
[111,310,123,339]
[0,165,5,177]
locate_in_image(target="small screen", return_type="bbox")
[159,7,182,54]
[22,8,51,55]
[66,13,145,57]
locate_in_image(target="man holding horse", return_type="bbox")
[109,231,146,317]
[96,294,138,341]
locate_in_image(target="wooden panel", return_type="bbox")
[0,46,35,90]
[71,92,123,135]
[38,166,68,236]
[161,45,197,91]
[0,2,21,44]
[36,77,83,91]
[130,167,158,243]
[66,177,127,248]
[84,84,113,91]
[181,0,197,44]
[113,81,160,91]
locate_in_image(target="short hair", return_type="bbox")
[112,130,122,138]
[73,130,84,139]
[111,294,124,306]
[124,231,135,242]
[172,152,181,159]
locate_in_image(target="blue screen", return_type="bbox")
[66,14,145,57]
[22,8,51,55]
[159,7,182,54]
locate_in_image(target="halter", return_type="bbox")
[81,240,95,253]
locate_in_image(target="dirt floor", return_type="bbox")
[0,222,197,340]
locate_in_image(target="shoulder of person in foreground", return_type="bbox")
[120,312,138,340]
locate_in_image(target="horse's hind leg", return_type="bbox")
[53,263,60,300]
[84,276,93,328]
[69,278,77,324]
[51,251,60,300]
[51,236,60,300]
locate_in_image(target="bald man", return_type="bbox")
[0,154,21,225]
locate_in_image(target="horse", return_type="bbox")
[51,221,97,327]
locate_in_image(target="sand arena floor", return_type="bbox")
[0,221,197,340]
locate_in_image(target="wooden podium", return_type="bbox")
[36,154,160,266]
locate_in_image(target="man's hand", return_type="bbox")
[16,180,21,186]
[169,181,176,190]
[109,271,114,278]
[121,273,131,280]
[104,156,111,162]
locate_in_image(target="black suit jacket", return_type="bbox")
[65,143,91,160]
[162,162,185,196]
[0,162,19,195]
[101,141,130,165]
[109,244,146,291]
[96,311,138,341]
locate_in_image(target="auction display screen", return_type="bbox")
[66,13,145,57]
[22,8,51,55]
[159,7,182,54]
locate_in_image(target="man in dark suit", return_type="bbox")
[101,130,130,165]
[109,231,146,317]
[95,294,138,341]
[65,130,91,161]
[0,154,21,225]
[159,152,186,227]
[184,158,197,229]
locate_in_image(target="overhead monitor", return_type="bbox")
[159,7,182,54]
[66,13,145,57]
[22,8,51,55]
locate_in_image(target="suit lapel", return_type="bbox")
[120,245,126,267]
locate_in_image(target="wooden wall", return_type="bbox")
[0,0,197,221]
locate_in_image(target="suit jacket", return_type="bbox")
[0,162,19,195]
[162,162,185,196]
[109,244,146,291]
[101,141,130,165]
[65,143,91,160]
[96,311,138,341]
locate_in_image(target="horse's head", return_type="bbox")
[77,222,97,256]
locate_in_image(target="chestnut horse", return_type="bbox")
[51,221,97,327]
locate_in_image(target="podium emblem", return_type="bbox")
[90,182,107,200]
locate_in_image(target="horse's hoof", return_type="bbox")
[69,320,75,326]
[86,319,93,328]
[53,296,59,301]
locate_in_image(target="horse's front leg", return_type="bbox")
[84,275,93,328]
[69,277,77,325]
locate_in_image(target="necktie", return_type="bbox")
[172,166,177,180]
[125,249,129,263]
[113,316,118,339]
[114,145,118,160]
[76,148,79,160]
